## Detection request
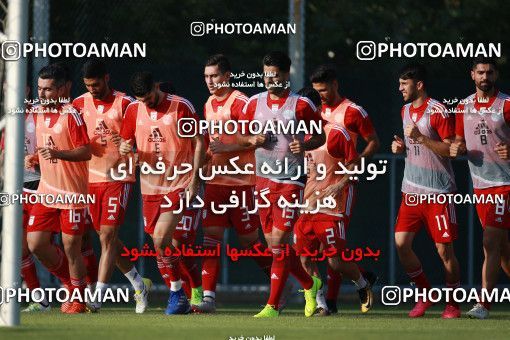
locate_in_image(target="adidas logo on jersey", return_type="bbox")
[45,135,56,148]
[201,270,209,275]
[71,225,79,231]
[94,119,112,135]
[474,119,492,137]
[496,217,503,222]
[284,221,291,227]
[442,231,450,238]
[107,214,115,221]
[271,273,279,280]
[148,127,166,142]
[244,223,252,230]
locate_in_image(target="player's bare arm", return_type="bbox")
[24,153,39,169]
[404,123,452,157]
[355,132,380,163]
[289,129,325,154]
[110,132,122,147]
[37,144,91,162]
[209,136,256,154]
[322,162,357,199]
[392,135,405,154]
[449,135,467,158]
[237,132,266,148]
[494,142,510,160]
[119,138,133,156]
[187,133,206,200]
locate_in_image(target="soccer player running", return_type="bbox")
[294,87,373,316]
[240,51,325,317]
[196,54,274,313]
[450,57,510,319]
[17,85,50,312]
[392,63,461,318]
[119,72,205,315]
[26,64,92,314]
[73,59,151,313]
[310,65,379,314]
[56,62,100,295]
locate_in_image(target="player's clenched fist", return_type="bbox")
[252,133,266,147]
[119,139,133,156]
[449,141,465,158]
[289,136,303,154]
[392,135,405,154]
[494,142,510,160]
[24,154,38,169]
[37,147,59,160]
[404,123,422,140]
[110,132,122,147]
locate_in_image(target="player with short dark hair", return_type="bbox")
[310,63,380,313]
[73,59,151,313]
[294,87,374,316]
[451,58,510,319]
[17,84,50,312]
[196,54,274,313]
[119,71,205,315]
[241,51,325,318]
[393,62,461,319]
[26,63,92,314]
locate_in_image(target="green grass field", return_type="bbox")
[1,304,510,340]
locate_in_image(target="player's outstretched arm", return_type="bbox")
[302,127,326,152]
[38,144,92,162]
[210,136,257,154]
[237,132,266,148]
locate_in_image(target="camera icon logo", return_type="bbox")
[1,41,21,61]
[381,286,401,306]
[190,22,206,37]
[0,192,11,206]
[178,118,197,138]
[404,193,419,207]
[356,41,377,60]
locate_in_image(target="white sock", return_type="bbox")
[92,282,108,307]
[124,267,144,291]
[96,281,108,292]
[32,289,49,307]
[170,280,182,292]
[316,287,328,309]
[353,275,367,290]
[204,290,216,300]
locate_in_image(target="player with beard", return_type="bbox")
[119,71,205,315]
[450,57,510,319]
[73,59,151,313]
